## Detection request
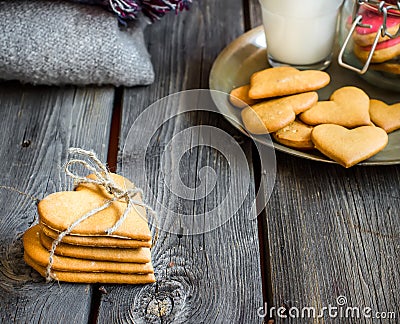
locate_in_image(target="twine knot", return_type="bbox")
[45,147,157,282]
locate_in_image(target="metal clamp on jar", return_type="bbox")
[338,0,400,91]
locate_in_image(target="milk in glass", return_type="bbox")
[259,0,343,69]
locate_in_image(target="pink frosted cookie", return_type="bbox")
[354,36,400,63]
[351,7,400,47]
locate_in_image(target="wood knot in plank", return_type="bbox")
[133,279,190,323]
[0,237,42,291]
[146,296,173,317]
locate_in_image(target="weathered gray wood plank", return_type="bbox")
[249,1,400,322]
[263,159,400,323]
[97,0,265,322]
[0,82,114,323]
[248,0,263,28]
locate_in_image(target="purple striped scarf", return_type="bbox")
[73,0,192,22]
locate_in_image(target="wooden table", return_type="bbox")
[0,0,399,323]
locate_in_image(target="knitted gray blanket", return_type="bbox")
[0,0,155,86]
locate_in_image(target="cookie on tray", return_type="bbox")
[248,67,330,99]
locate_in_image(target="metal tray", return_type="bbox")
[209,26,400,165]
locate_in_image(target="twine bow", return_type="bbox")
[46,147,158,282]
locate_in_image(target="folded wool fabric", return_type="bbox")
[0,0,155,86]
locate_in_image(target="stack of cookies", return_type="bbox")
[351,7,400,74]
[230,66,399,168]
[23,173,156,284]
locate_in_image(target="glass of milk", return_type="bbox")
[259,0,343,70]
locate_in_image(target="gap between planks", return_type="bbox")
[243,0,274,318]
[88,86,124,323]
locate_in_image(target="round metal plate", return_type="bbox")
[209,26,400,166]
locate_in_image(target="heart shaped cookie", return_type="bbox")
[24,254,156,284]
[352,7,400,47]
[24,226,154,274]
[41,224,152,248]
[369,99,400,133]
[248,66,330,99]
[273,119,314,150]
[38,173,152,241]
[39,230,151,263]
[354,37,400,63]
[300,86,371,128]
[229,84,259,108]
[311,124,388,168]
[241,92,318,134]
[371,62,400,75]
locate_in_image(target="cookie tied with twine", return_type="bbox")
[22,148,157,284]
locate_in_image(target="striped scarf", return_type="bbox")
[74,0,192,23]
